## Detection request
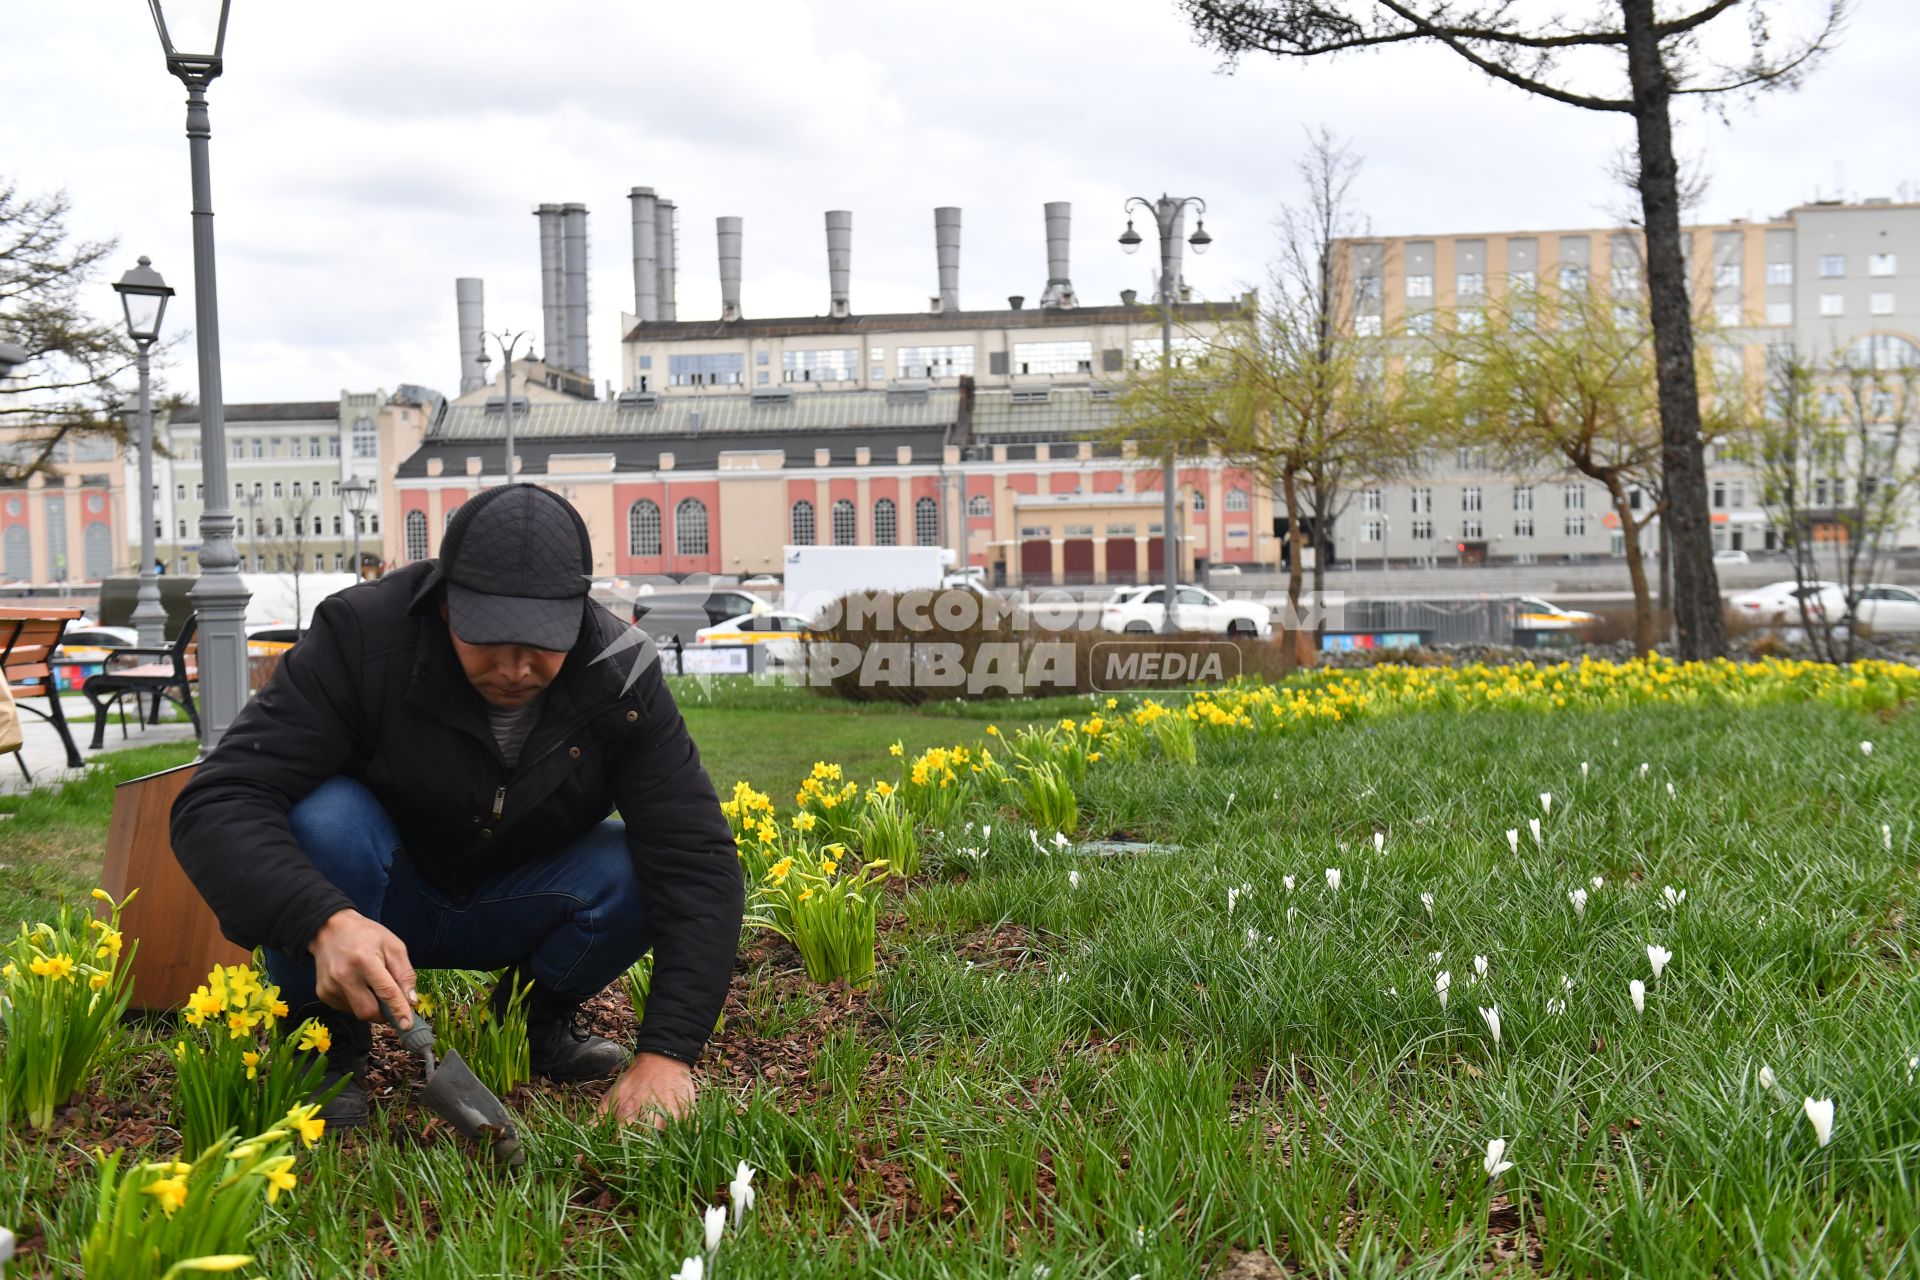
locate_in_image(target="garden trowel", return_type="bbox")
[380,1001,525,1169]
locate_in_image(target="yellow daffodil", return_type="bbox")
[142,1173,190,1217]
[873,780,895,798]
[242,1050,261,1080]
[90,971,111,990]
[286,1104,327,1148]
[30,954,75,981]
[262,1156,299,1203]
[295,1021,332,1055]
[793,812,817,832]
[888,741,903,757]
[821,859,839,876]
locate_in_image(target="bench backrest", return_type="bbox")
[0,607,83,691]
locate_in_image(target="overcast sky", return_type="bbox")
[14,0,1916,404]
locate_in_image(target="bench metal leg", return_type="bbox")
[44,685,83,768]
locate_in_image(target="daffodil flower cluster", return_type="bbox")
[82,1107,322,1279]
[414,967,533,1095]
[747,840,892,987]
[169,963,337,1154]
[0,888,138,1131]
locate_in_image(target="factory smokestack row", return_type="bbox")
[629,188,660,324]
[825,210,853,318]
[454,277,485,394]
[934,207,962,314]
[535,203,565,368]
[717,216,744,322]
[1040,201,1076,309]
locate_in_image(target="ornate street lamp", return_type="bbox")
[1118,194,1213,633]
[341,476,372,580]
[113,255,175,646]
[148,0,249,744]
[475,328,531,483]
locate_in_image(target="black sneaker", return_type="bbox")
[490,968,630,1082]
[293,1006,371,1132]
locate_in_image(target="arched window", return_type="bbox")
[790,499,816,545]
[313,516,325,536]
[83,523,111,580]
[4,525,31,582]
[831,498,857,545]
[873,497,897,546]
[914,496,939,546]
[1190,488,1207,513]
[676,497,709,557]
[332,515,343,535]
[967,494,990,518]
[273,517,285,537]
[628,499,662,556]
[1225,486,1250,512]
[404,509,428,562]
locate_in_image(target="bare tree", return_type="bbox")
[1179,0,1847,661]
[256,492,321,627]
[0,180,167,483]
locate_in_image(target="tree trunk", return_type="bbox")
[1621,0,1726,660]
[1605,480,1656,655]
[1282,467,1312,667]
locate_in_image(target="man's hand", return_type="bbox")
[309,909,417,1028]
[597,1052,696,1128]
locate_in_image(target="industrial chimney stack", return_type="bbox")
[655,200,678,322]
[934,207,962,314]
[455,277,485,394]
[1039,201,1076,309]
[825,210,853,318]
[560,203,590,377]
[628,187,659,323]
[717,217,744,322]
[535,203,564,366]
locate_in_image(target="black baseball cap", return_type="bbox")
[439,484,592,652]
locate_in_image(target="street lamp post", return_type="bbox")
[341,477,371,580]
[148,0,248,744]
[1119,195,1211,634]
[0,340,26,378]
[113,256,175,647]
[475,329,530,484]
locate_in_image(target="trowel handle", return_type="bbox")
[377,997,436,1059]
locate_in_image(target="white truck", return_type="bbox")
[782,545,956,620]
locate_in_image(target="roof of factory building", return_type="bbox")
[621,299,1232,343]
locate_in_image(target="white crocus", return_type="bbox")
[1803,1097,1835,1148]
[1429,950,1445,965]
[1568,888,1588,916]
[1054,831,1071,849]
[1883,824,1894,852]
[981,825,991,843]
[1068,870,1081,890]
[1906,1054,1918,1085]
[1227,886,1240,916]
[703,1205,726,1255]
[1479,1005,1502,1046]
[1591,876,1605,891]
[1506,828,1520,855]
[1629,978,1645,1014]
[1326,867,1342,893]
[1474,954,1489,978]
[1435,970,1451,1009]
[1640,762,1650,778]
[1661,885,1686,910]
[1666,781,1676,799]
[671,1259,705,1280]
[1861,740,1874,756]
[1484,1137,1514,1180]
[1759,1065,1777,1092]
[1540,792,1553,816]
[1,1226,13,1269]
[1282,874,1296,893]
[1529,817,1543,847]
[1581,761,1590,779]
[1562,974,1575,994]
[1546,997,1566,1016]
[1374,830,1386,855]
[1646,944,1672,981]
[1286,905,1298,926]
[729,1161,757,1228]
[1421,892,1435,918]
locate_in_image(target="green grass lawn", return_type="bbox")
[5,680,1920,1275]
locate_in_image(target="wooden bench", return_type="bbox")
[0,606,87,780]
[83,614,201,750]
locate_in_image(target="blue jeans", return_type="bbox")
[266,777,651,1013]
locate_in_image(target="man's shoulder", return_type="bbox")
[567,604,664,707]
[308,563,434,656]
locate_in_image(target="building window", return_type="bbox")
[332,515,342,535]
[1819,255,1846,278]
[1190,488,1206,513]
[1411,518,1433,541]
[873,497,897,545]
[309,436,322,456]
[402,510,427,561]
[1462,486,1482,513]
[231,440,244,460]
[1407,311,1435,336]
[1716,302,1743,327]
[1766,302,1793,325]
[869,347,885,382]
[292,481,303,497]
[831,498,857,545]
[1462,518,1483,540]
[352,416,377,459]
[1611,265,1641,294]
[1354,314,1382,337]
[1225,487,1249,512]
[1559,264,1588,292]
[290,438,303,459]
[1013,341,1094,376]
[1869,253,1897,277]
[897,345,976,378]
[675,498,708,557]
[790,500,815,545]
[1457,309,1485,332]
[1767,261,1793,285]
[271,481,284,498]
[1362,519,1383,542]
[1565,514,1587,537]
[1513,486,1533,512]
[782,349,860,383]
[313,515,324,536]
[967,493,990,518]
[1130,336,1210,370]
[1411,487,1432,516]
[1563,483,1586,510]
[1714,263,1742,289]
[1514,516,1534,539]
[1355,274,1383,307]
[1819,293,1844,317]
[914,496,939,546]
[1361,488,1383,514]
[1711,479,1726,509]
[1405,274,1433,298]
[328,437,341,458]
[1456,271,1485,296]
[627,499,661,556]
[1509,269,1537,292]
[250,438,264,458]
[669,353,745,386]
[1107,523,1136,537]
[177,520,187,539]
[1871,293,1895,316]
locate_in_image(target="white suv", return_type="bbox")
[1100,584,1272,636]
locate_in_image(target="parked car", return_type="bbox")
[1728,580,1840,626]
[630,587,769,645]
[1514,598,1600,631]
[1846,584,1920,634]
[57,624,140,658]
[1100,584,1271,636]
[693,610,813,667]
[1713,549,1751,565]
[247,623,306,657]
[1209,564,1243,578]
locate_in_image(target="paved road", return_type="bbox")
[1,695,199,797]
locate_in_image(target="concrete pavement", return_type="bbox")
[1,694,199,797]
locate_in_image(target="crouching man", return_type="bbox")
[171,483,743,1130]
